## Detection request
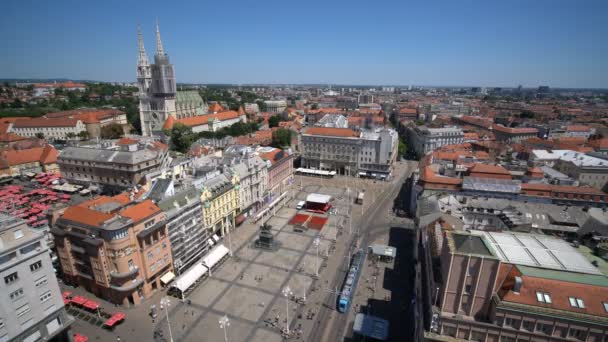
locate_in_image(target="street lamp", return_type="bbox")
[282,286,293,334]
[313,237,320,276]
[160,297,174,342]
[218,314,230,342]
[225,216,233,257]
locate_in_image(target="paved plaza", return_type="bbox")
[61,169,410,342]
[154,181,356,342]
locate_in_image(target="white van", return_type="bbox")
[296,201,305,210]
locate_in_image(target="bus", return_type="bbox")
[356,191,364,205]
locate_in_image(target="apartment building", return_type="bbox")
[51,193,174,306]
[258,147,294,203]
[150,181,208,275]
[264,100,287,113]
[431,230,608,342]
[9,117,87,140]
[0,214,73,342]
[407,126,464,157]
[300,126,397,177]
[0,144,59,177]
[58,138,171,192]
[194,171,240,238]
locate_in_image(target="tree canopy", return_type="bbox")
[166,123,195,153]
[271,128,292,148]
[100,123,125,139]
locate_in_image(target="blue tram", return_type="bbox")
[338,249,365,313]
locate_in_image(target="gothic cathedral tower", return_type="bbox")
[137,19,177,136]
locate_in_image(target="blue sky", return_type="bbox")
[1,0,607,88]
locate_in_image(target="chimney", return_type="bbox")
[513,276,522,294]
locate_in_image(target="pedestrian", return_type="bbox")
[116,336,121,342]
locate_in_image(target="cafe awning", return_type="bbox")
[104,312,126,327]
[71,296,87,306]
[73,333,88,342]
[83,300,99,310]
[160,271,176,285]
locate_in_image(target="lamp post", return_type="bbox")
[282,286,293,334]
[313,237,320,276]
[218,314,230,342]
[225,216,233,257]
[160,297,174,342]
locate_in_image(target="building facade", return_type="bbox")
[300,127,397,177]
[0,214,73,342]
[9,118,87,140]
[137,21,177,136]
[407,126,464,157]
[58,138,171,192]
[152,182,208,275]
[430,230,608,342]
[0,144,59,177]
[258,147,294,202]
[264,100,287,113]
[51,193,174,306]
[230,153,268,217]
[196,172,240,238]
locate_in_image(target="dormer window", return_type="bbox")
[569,297,585,308]
[536,291,552,303]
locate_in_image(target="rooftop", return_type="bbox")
[303,127,360,138]
[481,231,602,275]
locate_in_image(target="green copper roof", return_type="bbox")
[517,265,608,287]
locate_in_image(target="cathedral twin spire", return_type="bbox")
[137,18,167,67]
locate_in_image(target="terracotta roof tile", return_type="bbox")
[303,127,359,138]
[0,144,57,167]
[13,117,81,128]
[176,111,240,127]
[119,199,161,222]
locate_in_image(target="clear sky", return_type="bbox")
[1,0,607,88]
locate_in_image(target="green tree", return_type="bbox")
[167,123,195,153]
[398,139,407,156]
[268,115,283,128]
[100,123,125,139]
[271,128,292,148]
[35,132,44,139]
[311,103,319,110]
[65,132,76,139]
[77,131,90,140]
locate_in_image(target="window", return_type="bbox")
[536,291,552,303]
[536,322,552,335]
[569,297,585,308]
[465,284,472,294]
[10,288,24,301]
[39,291,52,303]
[163,254,169,263]
[20,242,40,254]
[128,259,134,270]
[13,229,24,239]
[4,272,18,285]
[16,304,30,318]
[522,320,534,331]
[504,317,520,329]
[30,260,43,272]
[604,302,608,312]
[569,328,585,341]
[150,264,156,272]
[147,251,153,259]
[35,276,48,287]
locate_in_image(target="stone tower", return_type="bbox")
[137,19,177,136]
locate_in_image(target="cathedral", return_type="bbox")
[137,20,208,136]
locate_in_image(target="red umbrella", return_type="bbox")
[71,296,88,306]
[73,333,88,342]
[83,300,99,310]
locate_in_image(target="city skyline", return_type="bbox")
[1,0,607,88]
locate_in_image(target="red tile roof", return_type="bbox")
[492,124,538,134]
[499,273,608,319]
[208,103,224,113]
[0,132,27,143]
[116,137,138,145]
[565,125,592,132]
[468,163,511,175]
[119,200,161,222]
[12,117,81,128]
[175,111,240,127]
[521,183,605,195]
[303,127,359,138]
[0,144,58,168]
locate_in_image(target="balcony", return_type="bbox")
[110,278,143,292]
[110,266,139,280]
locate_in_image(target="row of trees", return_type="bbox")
[166,120,261,153]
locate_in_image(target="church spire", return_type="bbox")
[155,17,165,56]
[137,25,149,67]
